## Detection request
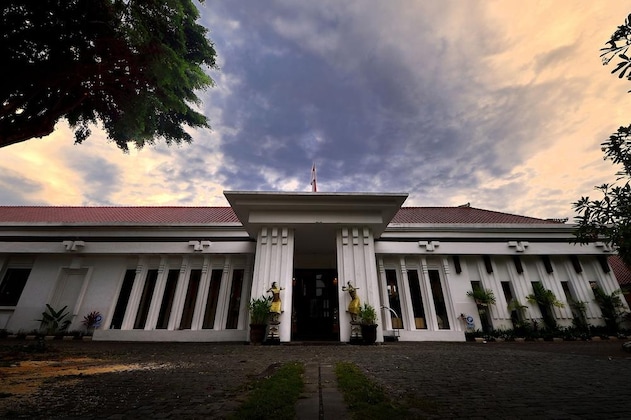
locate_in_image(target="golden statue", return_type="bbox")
[342,282,360,321]
[267,282,283,315]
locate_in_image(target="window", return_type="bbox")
[570,256,582,274]
[225,269,244,329]
[560,281,573,302]
[483,256,493,273]
[0,268,31,306]
[501,281,513,302]
[202,269,223,329]
[385,269,403,328]
[589,281,599,297]
[109,269,136,329]
[429,270,450,329]
[472,280,491,332]
[501,281,522,326]
[134,269,158,329]
[156,269,180,329]
[453,256,462,274]
[563,281,588,329]
[597,256,610,274]
[513,256,523,274]
[407,269,427,329]
[179,269,202,329]
[542,256,553,274]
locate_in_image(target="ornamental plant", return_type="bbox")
[248,296,272,325]
[466,288,496,309]
[81,311,102,332]
[358,303,378,326]
[467,288,496,332]
[569,300,589,333]
[37,304,71,335]
[527,283,564,330]
[591,285,626,334]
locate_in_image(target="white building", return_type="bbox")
[0,191,625,342]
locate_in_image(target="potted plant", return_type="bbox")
[466,288,496,333]
[358,303,378,344]
[248,296,271,344]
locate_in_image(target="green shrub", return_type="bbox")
[248,296,271,325]
[358,303,378,326]
[591,286,626,334]
[37,304,71,335]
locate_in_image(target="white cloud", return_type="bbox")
[2,0,631,222]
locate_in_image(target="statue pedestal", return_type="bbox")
[265,314,281,345]
[349,320,363,344]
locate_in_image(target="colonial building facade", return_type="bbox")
[0,191,625,342]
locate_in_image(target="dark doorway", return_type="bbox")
[292,269,339,341]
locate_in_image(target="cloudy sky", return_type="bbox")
[2,1,631,220]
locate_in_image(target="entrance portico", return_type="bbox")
[224,191,408,342]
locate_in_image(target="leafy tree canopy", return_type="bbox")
[574,14,631,266]
[0,0,217,151]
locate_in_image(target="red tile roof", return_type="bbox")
[0,207,239,224]
[391,206,561,224]
[609,255,631,286]
[0,205,560,225]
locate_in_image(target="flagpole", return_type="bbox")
[311,163,317,192]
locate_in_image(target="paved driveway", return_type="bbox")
[1,339,629,418]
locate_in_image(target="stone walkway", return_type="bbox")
[296,362,349,420]
[1,339,630,418]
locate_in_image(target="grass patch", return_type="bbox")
[230,362,304,420]
[335,362,409,419]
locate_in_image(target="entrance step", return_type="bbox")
[284,341,347,346]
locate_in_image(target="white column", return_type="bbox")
[144,257,168,330]
[168,257,190,330]
[250,226,295,341]
[539,259,572,320]
[121,258,148,330]
[191,256,212,330]
[239,254,255,331]
[398,257,415,331]
[213,257,231,330]
[337,226,382,342]
[419,257,438,330]
[488,258,508,321]
[564,260,599,319]
[440,257,457,331]
[505,258,534,320]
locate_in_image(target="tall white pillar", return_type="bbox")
[250,226,295,342]
[336,226,382,342]
[121,258,148,330]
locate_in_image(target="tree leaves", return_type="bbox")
[0,0,217,151]
[574,15,631,265]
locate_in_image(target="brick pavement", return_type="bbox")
[1,339,630,419]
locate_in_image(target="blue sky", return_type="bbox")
[2,1,631,220]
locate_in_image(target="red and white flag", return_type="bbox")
[310,163,317,192]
